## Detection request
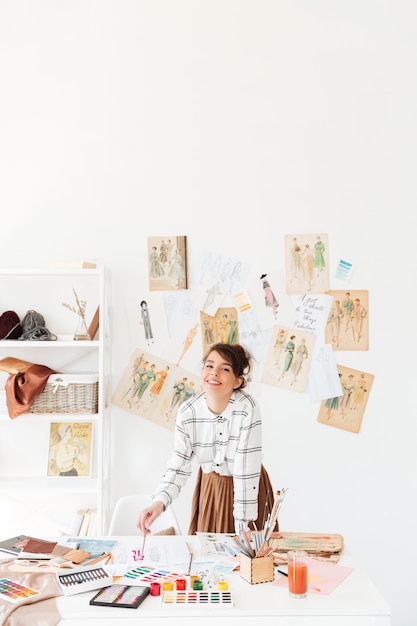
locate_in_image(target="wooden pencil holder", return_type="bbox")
[239,553,274,584]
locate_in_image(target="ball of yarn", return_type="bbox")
[19,310,57,341]
[0,310,22,340]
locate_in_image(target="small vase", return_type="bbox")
[74,314,91,341]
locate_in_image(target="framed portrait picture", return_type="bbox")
[47,422,93,477]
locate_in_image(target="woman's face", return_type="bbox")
[202,350,242,397]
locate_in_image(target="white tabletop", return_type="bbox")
[56,535,391,626]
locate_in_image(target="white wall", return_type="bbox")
[1,2,416,625]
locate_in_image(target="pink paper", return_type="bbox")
[274,556,354,595]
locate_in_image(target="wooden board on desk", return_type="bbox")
[269,531,344,563]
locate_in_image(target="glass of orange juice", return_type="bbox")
[287,550,308,598]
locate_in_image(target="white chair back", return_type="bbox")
[108,494,182,535]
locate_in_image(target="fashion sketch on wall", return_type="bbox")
[261,325,316,393]
[112,348,202,431]
[325,290,369,350]
[317,364,374,434]
[285,233,330,295]
[148,235,188,291]
[200,307,239,356]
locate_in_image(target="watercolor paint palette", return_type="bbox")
[119,566,180,586]
[0,578,41,603]
[161,590,234,608]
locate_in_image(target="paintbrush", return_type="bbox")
[185,541,193,575]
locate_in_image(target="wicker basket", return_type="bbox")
[28,373,99,414]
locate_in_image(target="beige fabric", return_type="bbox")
[188,464,278,534]
[0,558,62,626]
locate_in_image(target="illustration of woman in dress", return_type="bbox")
[291,337,308,384]
[325,373,343,418]
[290,238,303,282]
[149,246,165,279]
[261,274,279,318]
[302,243,315,291]
[278,335,296,380]
[274,329,286,370]
[149,366,170,401]
[227,313,238,344]
[314,236,326,276]
[169,249,186,289]
[219,314,229,343]
[140,300,154,345]
[327,300,344,347]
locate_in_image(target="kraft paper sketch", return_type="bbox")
[325,290,368,350]
[285,233,330,295]
[261,325,316,393]
[112,348,202,431]
[148,236,188,291]
[317,364,374,434]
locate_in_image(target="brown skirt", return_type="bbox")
[188,465,279,534]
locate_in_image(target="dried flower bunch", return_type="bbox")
[62,288,87,317]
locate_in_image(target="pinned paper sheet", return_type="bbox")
[232,290,253,314]
[274,556,353,595]
[335,259,353,281]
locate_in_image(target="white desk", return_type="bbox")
[56,536,391,626]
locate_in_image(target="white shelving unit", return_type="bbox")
[0,267,111,538]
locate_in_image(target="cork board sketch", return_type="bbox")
[200,307,239,355]
[285,233,330,295]
[261,325,316,393]
[148,235,188,291]
[317,364,374,434]
[112,348,202,431]
[325,290,369,350]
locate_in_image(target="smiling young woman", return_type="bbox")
[137,342,278,536]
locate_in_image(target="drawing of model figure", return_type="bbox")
[169,249,186,289]
[203,316,215,345]
[340,374,355,416]
[177,323,198,366]
[342,292,354,331]
[278,335,296,380]
[327,300,344,347]
[351,298,367,343]
[227,313,238,344]
[302,243,315,291]
[170,377,188,410]
[140,300,154,345]
[137,363,157,400]
[127,359,148,406]
[149,246,165,278]
[219,314,229,343]
[352,373,367,409]
[261,275,279,319]
[290,238,302,283]
[149,365,170,401]
[203,283,222,311]
[314,236,326,276]
[325,373,343,418]
[291,337,308,384]
[273,329,286,370]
